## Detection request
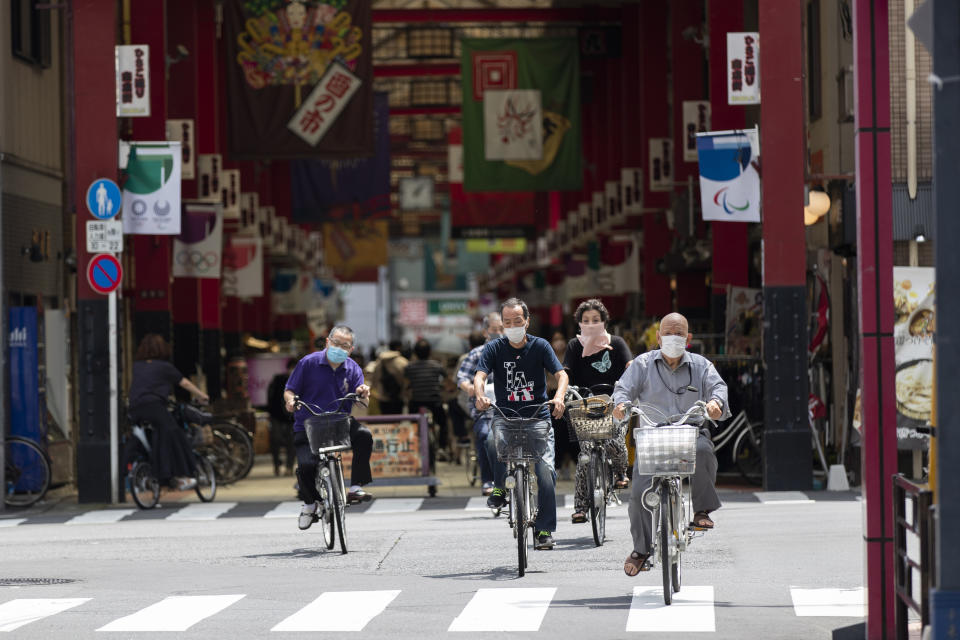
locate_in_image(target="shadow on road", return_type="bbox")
[243,548,336,559]
[549,594,633,610]
[424,566,541,581]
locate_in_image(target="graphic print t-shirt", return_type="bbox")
[477,335,563,417]
[563,335,633,391]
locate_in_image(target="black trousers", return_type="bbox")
[128,401,195,483]
[269,417,295,471]
[293,417,373,504]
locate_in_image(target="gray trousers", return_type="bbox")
[628,431,721,554]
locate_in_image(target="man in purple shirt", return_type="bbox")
[284,325,374,530]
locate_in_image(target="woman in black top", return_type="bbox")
[563,299,633,524]
[128,334,210,489]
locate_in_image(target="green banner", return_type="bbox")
[460,38,581,192]
[428,299,469,315]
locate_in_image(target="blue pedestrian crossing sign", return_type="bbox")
[86,179,121,220]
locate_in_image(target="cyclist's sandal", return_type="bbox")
[571,511,587,524]
[691,511,715,529]
[624,551,651,576]
[614,477,630,489]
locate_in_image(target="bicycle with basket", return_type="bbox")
[626,400,711,605]
[486,400,554,578]
[294,392,366,555]
[565,384,625,547]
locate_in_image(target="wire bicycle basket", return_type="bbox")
[566,395,619,441]
[493,418,551,462]
[305,413,352,453]
[634,425,698,475]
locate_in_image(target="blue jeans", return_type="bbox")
[484,420,557,533]
[473,414,495,485]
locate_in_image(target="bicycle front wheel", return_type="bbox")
[317,468,335,550]
[4,436,51,508]
[514,469,527,577]
[660,488,673,605]
[589,450,607,547]
[128,460,160,509]
[671,484,683,593]
[332,459,348,554]
[193,453,217,502]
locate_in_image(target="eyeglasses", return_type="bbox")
[327,339,353,350]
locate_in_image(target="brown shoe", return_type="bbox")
[624,551,651,576]
[691,511,715,529]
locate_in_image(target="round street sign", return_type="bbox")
[86,178,122,220]
[87,253,123,295]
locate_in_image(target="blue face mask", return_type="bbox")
[327,346,350,364]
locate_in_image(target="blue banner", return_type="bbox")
[291,91,390,223]
[8,307,40,440]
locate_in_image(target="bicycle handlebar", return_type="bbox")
[293,393,369,416]
[484,400,555,422]
[628,400,710,428]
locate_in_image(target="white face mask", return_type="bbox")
[660,335,686,358]
[504,326,527,344]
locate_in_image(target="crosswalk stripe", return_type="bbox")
[448,587,556,632]
[365,498,424,514]
[0,598,90,632]
[625,586,715,632]
[790,587,865,617]
[271,590,400,632]
[464,496,490,511]
[754,491,813,504]
[165,502,237,521]
[262,501,302,519]
[66,509,137,525]
[562,494,576,509]
[96,595,245,632]
[0,519,25,528]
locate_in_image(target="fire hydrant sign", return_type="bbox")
[86,220,124,253]
[115,45,150,117]
[287,62,362,147]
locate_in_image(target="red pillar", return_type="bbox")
[130,0,173,342]
[708,0,749,300]
[640,1,671,318]
[853,0,897,636]
[72,0,119,502]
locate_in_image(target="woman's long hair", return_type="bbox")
[135,333,171,361]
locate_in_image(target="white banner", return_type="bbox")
[115,45,150,117]
[621,167,642,215]
[223,236,263,298]
[649,138,673,192]
[682,101,711,162]
[727,32,760,105]
[173,203,222,279]
[696,128,761,223]
[259,206,275,247]
[287,62,362,147]
[564,236,641,300]
[122,142,182,235]
[165,119,195,179]
[448,143,464,183]
[239,192,259,232]
[272,268,312,314]
[605,181,620,221]
[196,154,222,203]
[483,89,543,161]
[221,169,241,220]
[893,267,935,448]
[592,191,604,228]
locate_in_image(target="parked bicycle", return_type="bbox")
[565,385,623,547]
[294,392,366,555]
[627,400,711,605]
[486,400,554,578]
[4,435,51,508]
[174,404,254,486]
[711,409,762,485]
[125,405,218,509]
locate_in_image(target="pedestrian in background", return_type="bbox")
[266,357,297,477]
[404,338,448,462]
[370,340,408,415]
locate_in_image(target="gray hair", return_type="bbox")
[328,325,355,344]
[481,312,502,330]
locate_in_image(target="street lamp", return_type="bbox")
[804,188,831,226]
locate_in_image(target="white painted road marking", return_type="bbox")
[97,595,245,632]
[754,491,814,504]
[262,501,301,519]
[790,587,865,617]
[365,498,424,514]
[0,519,25,528]
[271,590,401,632]
[449,587,556,632]
[0,598,90,632]
[626,586,715,632]
[165,502,237,521]
[465,496,491,511]
[66,509,136,525]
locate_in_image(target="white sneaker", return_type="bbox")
[176,477,197,491]
[298,503,319,530]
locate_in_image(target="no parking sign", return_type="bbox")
[87,253,123,295]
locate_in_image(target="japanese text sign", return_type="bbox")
[116,45,150,117]
[287,62,363,147]
[727,33,760,105]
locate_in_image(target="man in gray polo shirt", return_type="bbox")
[612,312,731,576]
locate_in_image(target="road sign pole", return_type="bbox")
[108,289,118,504]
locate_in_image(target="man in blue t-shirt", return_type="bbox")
[474,298,569,550]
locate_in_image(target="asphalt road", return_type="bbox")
[0,491,863,639]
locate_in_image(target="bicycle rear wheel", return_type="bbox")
[734,428,763,486]
[128,460,160,509]
[660,488,672,605]
[4,436,51,508]
[210,422,254,483]
[316,468,335,550]
[589,450,607,547]
[332,459,348,554]
[514,468,527,577]
[193,453,217,502]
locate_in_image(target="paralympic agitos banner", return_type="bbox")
[460,38,582,192]
[224,0,373,159]
[695,127,761,223]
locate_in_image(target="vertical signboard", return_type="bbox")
[115,45,150,117]
[727,32,760,105]
[165,119,195,179]
[682,101,711,162]
[649,138,673,191]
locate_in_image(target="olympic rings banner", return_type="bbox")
[695,127,761,223]
[122,141,183,234]
[173,202,223,279]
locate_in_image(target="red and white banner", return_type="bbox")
[727,32,760,105]
[287,62,363,147]
[483,89,543,161]
[222,236,263,298]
